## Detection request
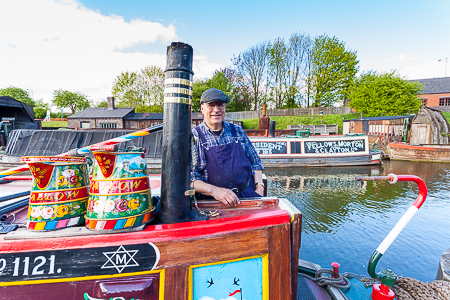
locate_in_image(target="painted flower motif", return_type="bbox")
[62,168,75,178]
[55,205,69,217]
[116,199,128,212]
[87,200,95,212]
[30,165,48,185]
[93,200,105,214]
[57,175,68,186]
[69,176,79,185]
[104,199,115,212]
[40,207,54,219]
[30,206,41,218]
[99,157,112,174]
[128,198,140,210]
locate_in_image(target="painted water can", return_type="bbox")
[86,149,155,231]
[21,156,90,231]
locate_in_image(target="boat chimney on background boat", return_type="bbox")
[159,42,193,224]
[259,104,270,133]
[269,120,276,137]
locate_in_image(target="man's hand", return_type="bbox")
[193,180,240,207]
[211,187,240,206]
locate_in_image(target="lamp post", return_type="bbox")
[438,57,448,77]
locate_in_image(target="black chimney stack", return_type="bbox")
[159,42,193,224]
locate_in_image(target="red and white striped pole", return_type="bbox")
[356,174,427,300]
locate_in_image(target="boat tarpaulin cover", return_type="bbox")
[4,129,163,158]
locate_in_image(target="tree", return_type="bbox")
[192,78,211,112]
[267,38,289,109]
[348,71,422,117]
[233,42,269,110]
[219,67,252,112]
[33,99,50,119]
[284,32,310,108]
[52,90,90,114]
[309,35,359,107]
[95,100,108,108]
[112,66,165,113]
[0,86,35,106]
[298,34,314,107]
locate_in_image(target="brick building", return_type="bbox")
[67,97,134,129]
[410,77,450,110]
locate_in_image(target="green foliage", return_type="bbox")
[112,65,164,113]
[0,86,35,106]
[192,71,243,113]
[441,111,450,124]
[96,100,108,108]
[52,90,90,114]
[192,79,210,112]
[33,99,50,119]
[348,71,422,117]
[309,35,359,107]
[210,71,232,93]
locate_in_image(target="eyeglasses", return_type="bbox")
[204,103,225,110]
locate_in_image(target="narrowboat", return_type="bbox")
[250,135,382,167]
[389,142,450,162]
[0,42,437,300]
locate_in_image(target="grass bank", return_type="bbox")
[42,121,68,128]
[239,113,360,133]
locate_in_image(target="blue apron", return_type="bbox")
[195,124,259,198]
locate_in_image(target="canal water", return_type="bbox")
[265,160,450,282]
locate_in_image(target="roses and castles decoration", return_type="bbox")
[85,149,155,231]
[21,156,90,231]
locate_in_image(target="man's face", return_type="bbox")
[201,101,226,127]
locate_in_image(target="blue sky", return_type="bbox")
[0,0,449,107]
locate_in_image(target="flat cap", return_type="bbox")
[200,88,230,104]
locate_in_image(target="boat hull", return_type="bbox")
[0,195,302,300]
[389,142,450,162]
[251,135,382,167]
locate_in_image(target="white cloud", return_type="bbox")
[0,0,178,105]
[193,54,223,80]
[398,60,449,80]
[386,53,417,63]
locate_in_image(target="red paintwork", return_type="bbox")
[395,175,427,209]
[3,176,32,181]
[372,283,395,300]
[331,262,340,279]
[389,142,436,151]
[0,210,290,253]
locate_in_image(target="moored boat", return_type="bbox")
[389,142,450,162]
[0,42,446,300]
[250,135,382,167]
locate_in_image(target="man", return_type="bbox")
[191,88,264,206]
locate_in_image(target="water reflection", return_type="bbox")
[266,161,450,282]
